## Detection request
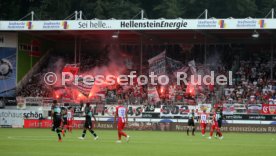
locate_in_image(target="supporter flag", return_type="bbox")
[166,56,183,73]
[148,51,166,75]
[173,66,189,77]
[148,50,183,76]
[76,77,94,97]
[62,64,79,86]
[147,86,160,103]
[173,60,197,78]
[247,104,262,114]
[62,64,79,75]
[188,60,197,75]
[148,51,166,65]
[222,104,235,115]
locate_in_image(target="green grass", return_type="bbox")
[0,129,275,156]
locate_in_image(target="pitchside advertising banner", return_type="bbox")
[0,109,44,127]
[23,119,276,133]
[262,104,276,115]
[0,19,276,31]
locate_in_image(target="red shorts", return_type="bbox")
[117,118,125,131]
[211,122,219,130]
[67,120,73,127]
[201,123,207,129]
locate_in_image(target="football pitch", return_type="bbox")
[0,129,275,156]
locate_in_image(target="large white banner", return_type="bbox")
[223,103,235,115]
[90,105,143,118]
[25,97,43,105]
[0,19,275,31]
[160,105,191,118]
[148,51,166,75]
[16,97,44,109]
[160,104,211,118]
[197,104,212,113]
[0,109,44,127]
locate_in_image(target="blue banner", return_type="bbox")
[0,47,16,97]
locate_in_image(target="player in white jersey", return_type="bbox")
[114,102,130,143]
[67,107,74,133]
[199,109,208,136]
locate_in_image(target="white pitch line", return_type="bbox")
[5,136,276,147]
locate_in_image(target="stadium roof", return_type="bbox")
[22,29,275,45]
[1,18,276,31]
[1,18,276,44]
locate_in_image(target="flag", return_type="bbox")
[62,64,79,75]
[188,60,197,75]
[147,86,160,103]
[166,56,183,74]
[76,77,94,97]
[148,50,183,76]
[148,51,166,75]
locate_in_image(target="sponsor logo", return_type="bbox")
[26,21,32,30]
[62,21,69,29]
[263,105,269,113]
[197,20,217,28]
[258,19,266,28]
[218,20,226,28]
[23,112,43,119]
[269,105,276,114]
[0,110,43,119]
[8,22,25,29]
[120,20,188,29]
[236,20,257,28]
[43,21,61,29]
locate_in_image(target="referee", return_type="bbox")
[187,109,196,136]
[216,108,223,137]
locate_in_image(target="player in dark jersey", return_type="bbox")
[61,107,68,137]
[216,108,223,137]
[78,103,99,140]
[187,109,196,136]
[51,100,62,142]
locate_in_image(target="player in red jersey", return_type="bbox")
[199,109,208,136]
[114,101,130,143]
[67,107,74,133]
[209,109,223,140]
